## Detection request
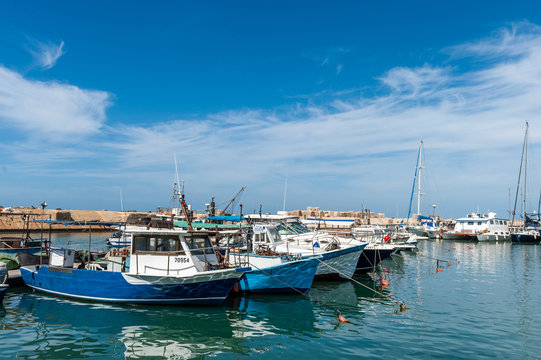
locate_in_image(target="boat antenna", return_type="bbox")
[168,153,183,210]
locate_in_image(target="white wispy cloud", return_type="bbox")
[27,39,65,70]
[0,66,112,141]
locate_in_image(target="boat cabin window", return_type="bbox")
[254,233,264,243]
[267,227,281,243]
[185,235,214,255]
[133,235,184,254]
[468,222,474,225]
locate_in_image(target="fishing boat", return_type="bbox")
[246,219,367,280]
[229,253,319,294]
[20,223,250,305]
[197,227,320,294]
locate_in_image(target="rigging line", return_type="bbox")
[389,253,406,274]
[312,257,406,308]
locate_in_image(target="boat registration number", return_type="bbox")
[174,257,190,263]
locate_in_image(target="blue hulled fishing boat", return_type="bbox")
[20,223,249,305]
[236,256,319,294]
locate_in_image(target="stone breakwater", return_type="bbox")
[0,208,153,231]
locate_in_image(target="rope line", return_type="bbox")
[245,261,351,317]
[313,257,406,308]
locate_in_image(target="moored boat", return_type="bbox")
[442,212,509,241]
[245,218,367,280]
[235,256,319,294]
[20,225,249,305]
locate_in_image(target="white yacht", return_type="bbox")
[444,212,510,241]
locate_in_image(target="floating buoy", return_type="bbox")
[380,278,389,287]
[66,241,70,245]
[400,303,408,312]
[447,263,452,267]
[457,260,460,263]
[338,314,349,323]
[452,247,456,250]
[436,268,443,273]
[336,310,349,323]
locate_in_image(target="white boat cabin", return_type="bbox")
[452,212,509,236]
[107,228,220,277]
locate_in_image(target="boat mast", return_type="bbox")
[282,175,288,212]
[417,140,423,216]
[512,121,528,229]
[523,122,528,230]
[406,141,421,224]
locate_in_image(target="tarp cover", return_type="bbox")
[207,216,245,222]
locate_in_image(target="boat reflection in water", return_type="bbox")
[1,288,251,359]
[0,287,324,359]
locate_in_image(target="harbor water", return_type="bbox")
[1,234,541,359]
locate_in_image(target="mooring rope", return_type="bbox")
[246,261,353,321]
[313,257,408,311]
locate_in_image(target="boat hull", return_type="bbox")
[238,258,318,294]
[477,234,511,241]
[0,284,7,302]
[355,248,395,273]
[310,245,365,280]
[441,233,477,241]
[20,265,245,305]
[511,233,540,244]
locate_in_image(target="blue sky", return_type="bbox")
[2,1,541,218]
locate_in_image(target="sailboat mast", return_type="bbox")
[417,140,423,216]
[282,175,288,212]
[523,122,528,229]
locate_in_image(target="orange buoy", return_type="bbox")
[380,278,390,287]
[436,268,443,273]
[400,303,408,312]
[447,263,452,267]
[338,313,349,323]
